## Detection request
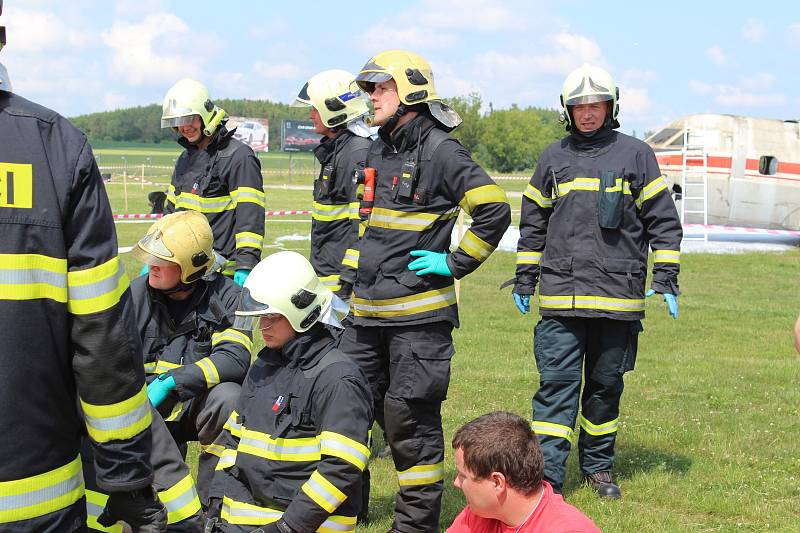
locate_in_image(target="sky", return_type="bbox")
[2,0,799,136]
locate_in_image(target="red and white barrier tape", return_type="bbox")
[683,224,800,237]
[112,210,312,220]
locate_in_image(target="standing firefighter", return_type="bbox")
[341,50,511,531]
[206,251,372,533]
[160,78,265,286]
[291,69,372,299]
[511,64,682,498]
[132,211,253,508]
[0,2,166,529]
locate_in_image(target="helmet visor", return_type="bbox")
[355,70,392,92]
[131,245,178,267]
[564,93,612,107]
[235,286,274,317]
[161,115,198,129]
[137,228,175,258]
[291,82,312,108]
[232,313,284,333]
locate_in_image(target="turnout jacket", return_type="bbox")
[0,92,154,525]
[130,274,252,414]
[352,114,511,327]
[311,130,371,291]
[210,325,373,532]
[515,128,682,320]
[165,125,265,274]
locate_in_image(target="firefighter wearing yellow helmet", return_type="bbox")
[160,78,265,288]
[512,63,682,499]
[291,70,372,300]
[129,211,253,514]
[205,251,372,532]
[340,50,511,530]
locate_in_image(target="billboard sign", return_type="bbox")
[228,116,269,152]
[282,120,321,152]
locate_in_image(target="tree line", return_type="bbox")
[69,94,566,173]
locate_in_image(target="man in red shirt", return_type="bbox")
[448,412,600,533]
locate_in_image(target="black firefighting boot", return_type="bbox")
[584,471,622,499]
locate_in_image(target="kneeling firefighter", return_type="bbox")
[206,251,373,533]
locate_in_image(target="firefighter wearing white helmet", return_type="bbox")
[291,70,372,300]
[511,63,682,499]
[206,251,372,533]
[343,49,511,530]
[160,78,265,288]
[130,211,253,512]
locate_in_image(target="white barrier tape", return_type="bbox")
[112,210,312,220]
[683,224,800,237]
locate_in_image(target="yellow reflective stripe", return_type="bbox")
[144,360,182,375]
[172,191,234,213]
[194,357,220,388]
[301,470,347,514]
[319,431,370,471]
[578,414,620,436]
[532,420,575,445]
[312,201,356,222]
[516,251,542,265]
[636,176,669,208]
[223,410,242,437]
[81,385,151,443]
[231,186,266,208]
[539,295,645,312]
[319,275,341,292]
[202,443,226,457]
[164,401,185,422]
[523,183,553,208]
[459,184,508,215]
[212,328,254,352]
[223,259,237,277]
[220,497,356,530]
[555,177,632,198]
[459,229,495,262]
[396,462,444,486]
[369,207,459,231]
[215,448,237,471]
[238,428,321,462]
[357,221,367,238]
[0,253,68,303]
[0,455,84,523]
[67,256,129,315]
[653,249,680,264]
[352,285,457,318]
[341,248,359,269]
[235,231,263,250]
[85,490,123,533]
[159,474,201,524]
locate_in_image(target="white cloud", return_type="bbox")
[688,78,783,108]
[357,25,459,52]
[705,44,730,66]
[688,80,714,95]
[622,68,659,86]
[786,23,800,48]
[740,72,776,91]
[252,61,306,81]
[102,91,130,111]
[742,18,766,43]
[620,86,652,117]
[102,12,201,86]
[4,8,94,53]
[415,0,526,32]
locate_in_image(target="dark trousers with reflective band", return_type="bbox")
[532,316,641,492]
[158,382,240,507]
[339,322,454,533]
[81,406,204,532]
[1,501,87,533]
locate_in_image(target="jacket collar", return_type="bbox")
[378,113,437,153]
[177,123,234,152]
[262,324,336,370]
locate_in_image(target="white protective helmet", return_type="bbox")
[234,251,348,333]
[161,78,226,136]
[292,69,370,128]
[560,64,619,128]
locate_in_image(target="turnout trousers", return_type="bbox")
[82,406,204,532]
[531,316,641,492]
[338,322,454,533]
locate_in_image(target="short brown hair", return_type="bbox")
[452,411,544,496]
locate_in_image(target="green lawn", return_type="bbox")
[106,164,800,532]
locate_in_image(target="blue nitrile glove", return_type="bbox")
[513,293,530,314]
[646,289,678,319]
[147,374,176,408]
[408,250,452,277]
[140,264,150,276]
[233,269,250,287]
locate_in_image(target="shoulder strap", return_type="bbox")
[420,127,451,162]
[302,348,351,379]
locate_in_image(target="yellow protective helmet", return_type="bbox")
[292,69,370,128]
[161,78,226,136]
[355,49,462,129]
[235,251,334,333]
[560,64,619,128]
[133,211,214,284]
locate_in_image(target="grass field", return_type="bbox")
[104,165,800,532]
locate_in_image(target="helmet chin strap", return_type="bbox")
[161,280,197,295]
[382,103,408,134]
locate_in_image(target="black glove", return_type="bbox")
[257,519,295,533]
[98,487,168,533]
[335,281,353,301]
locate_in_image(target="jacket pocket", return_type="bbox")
[601,257,644,296]
[619,320,644,373]
[539,256,573,301]
[597,170,623,229]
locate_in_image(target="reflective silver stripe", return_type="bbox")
[352,287,456,314]
[174,194,233,212]
[306,476,343,508]
[83,399,150,434]
[312,202,352,221]
[0,268,66,287]
[319,437,369,469]
[163,484,199,515]
[68,260,125,301]
[222,501,282,521]
[0,467,83,513]
[239,435,320,457]
[232,188,265,205]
